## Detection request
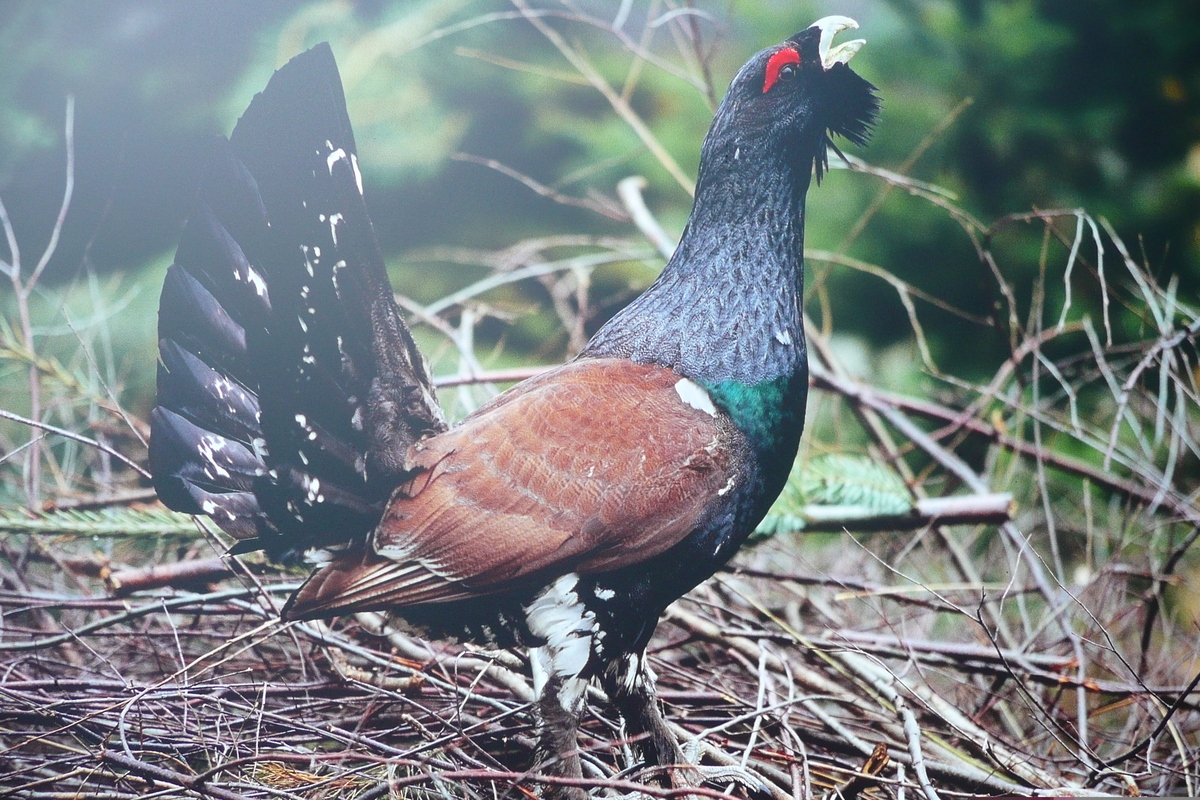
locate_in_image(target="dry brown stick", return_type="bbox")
[836,650,1066,792]
[105,557,236,597]
[718,623,1194,700]
[729,566,1033,614]
[618,175,677,259]
[726,571,1070,792]
[666,606,1029,795]
[0,585,293,653]
[99,750,253,800]
[797,493,1013,533]
[708,616,1067,669]
[352,610,533,701]
[1,99,76,509]
[815,358,1101,763]
[833,653,938,800]
[837,98,975,254]
[381,765,749,799]
[1089,666,1200,778]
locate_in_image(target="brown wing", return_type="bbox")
[283,357,742,620]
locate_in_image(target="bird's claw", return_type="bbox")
[673,737,771,795]
[680,736,702,765]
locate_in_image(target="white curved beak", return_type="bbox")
[812,15,866,70]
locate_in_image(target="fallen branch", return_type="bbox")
[106,557,236,597]
[99,750,252,800]
[789,493,1013,533]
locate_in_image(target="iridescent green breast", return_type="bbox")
[703,373,807,466]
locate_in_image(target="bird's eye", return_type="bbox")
[763,48,802,93]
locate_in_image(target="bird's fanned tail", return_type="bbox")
[149,44,446,562]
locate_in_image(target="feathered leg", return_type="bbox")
[603,652,774,796]
[531,647,589,800]
[601,652,696,788]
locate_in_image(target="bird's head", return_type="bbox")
[704,16,879,183]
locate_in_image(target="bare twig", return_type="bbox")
[0,407,150,480]
[453,152,629,220]
[618,175,677,259]
[2,97,75,508]
[513,0,696,195]
[105,558,237,597]
[779,492,1013,533]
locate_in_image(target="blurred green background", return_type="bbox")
[1,0,1198,490]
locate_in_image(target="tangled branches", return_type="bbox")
[1,3,1198,798]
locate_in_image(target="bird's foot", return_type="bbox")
[613,738,771,798]
[674,737,772,796]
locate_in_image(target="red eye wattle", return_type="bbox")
[763,48,801,93]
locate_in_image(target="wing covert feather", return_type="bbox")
[384,359,738,587]
[286,358,742,619]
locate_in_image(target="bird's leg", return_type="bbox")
[600,654,773,797]
[532,646,590,800]
[601,652,697,788]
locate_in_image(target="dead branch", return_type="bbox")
[105,557,236,597]
[797,492,1013,533]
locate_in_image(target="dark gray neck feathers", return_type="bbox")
[584,128,812,386]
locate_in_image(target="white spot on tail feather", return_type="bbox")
[674,378,718,417]
[326,147,347,174]
[245,267,268,298]
[350,153,364,194]
[329,212,344,246]
[197,435,232,479]
[303,547,334,567]
[302,475,323,504]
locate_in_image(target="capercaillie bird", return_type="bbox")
[149,16,877,796]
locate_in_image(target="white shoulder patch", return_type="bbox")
[674,378,718,417]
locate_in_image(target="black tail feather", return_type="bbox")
[148,406,263,535]
[151,43,446,562]
[156,339,261,444]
